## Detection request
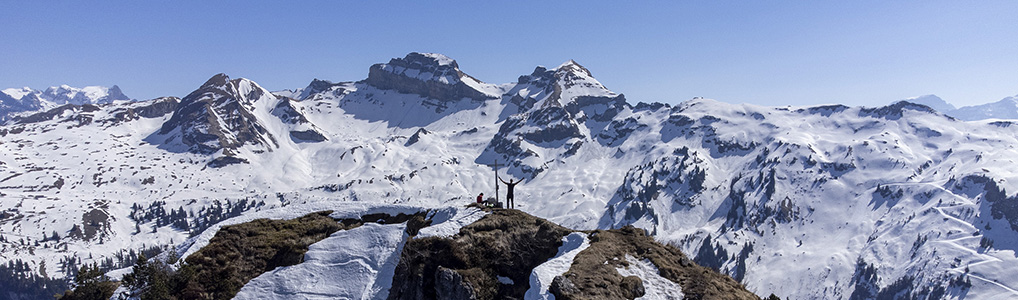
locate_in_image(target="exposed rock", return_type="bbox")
[207,156,249,168]
[272,97,328,143]
[391,209,760,300]
[298,78,347,100]
[158,73,278,159]
[12,104,98,124]
[107,97,180,123]
[365,52,492,103]
[858,101,940,120]
[406,128,430,146]
[551,226,759,300]
[549,275,578,296]
[388,209,572,300]
[435,266,477,300]
[288,130,327,142]
[619,275,646,299]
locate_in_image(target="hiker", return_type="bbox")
[476,193,484,204]
[498,175,520,209]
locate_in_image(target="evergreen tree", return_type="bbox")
[59,263,117,300]
[121,253,176,300]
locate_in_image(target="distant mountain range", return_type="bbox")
[899,94,1018,121]
[3,52,1018,299]
[0,85,132,122]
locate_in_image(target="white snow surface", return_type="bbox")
[420,53,455,66]
[234,222,408,300]
[616,254,683,300]
[4,55,1018,299]
[2,84,131,110]
[416,206,487,238]
[524,232,590,300]
[898,94,1018,121]
[1,87,34,100]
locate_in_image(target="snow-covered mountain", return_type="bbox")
[899,94,1018,121]
[3,52,1018,299]
[0,85,132,123]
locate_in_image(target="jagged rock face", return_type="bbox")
[388,209,572,300]
[365,52,491,104]
[858,101,939,120]
[108,97,179,123]
[271,98,328,143]
[603,147,712,231]
[480,60,629,177]
[13,104,101,125]
[434,266,478,300]
[159,73,277,156]
[297,78,347,101]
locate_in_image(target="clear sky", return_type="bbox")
[2,1,1016,107]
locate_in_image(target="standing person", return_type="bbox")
[498,175,520,209]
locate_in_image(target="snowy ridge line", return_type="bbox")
[4,52,1018,299]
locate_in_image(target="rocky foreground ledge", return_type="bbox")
[67,205,767,300]
[390,207,761,300]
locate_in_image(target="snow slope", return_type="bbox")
[234,222,408,300]
[3,52,1018,299]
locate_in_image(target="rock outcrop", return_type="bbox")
[365,52,493,104]
[159,74,277,155]
[389,209,761,300]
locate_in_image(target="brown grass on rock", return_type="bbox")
[182,211,343,299]
[388,209,572,300]
[553,226,760,300]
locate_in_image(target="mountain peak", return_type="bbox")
[902,94,955,112]
[555,59,592,78]
[408,52,458,68]
[369,52,465,85]
[202,73,231,88]
[365,52,491,101]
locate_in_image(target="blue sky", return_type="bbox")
[1,1,1016,107]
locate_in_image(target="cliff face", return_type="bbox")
[364,52,493,104]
